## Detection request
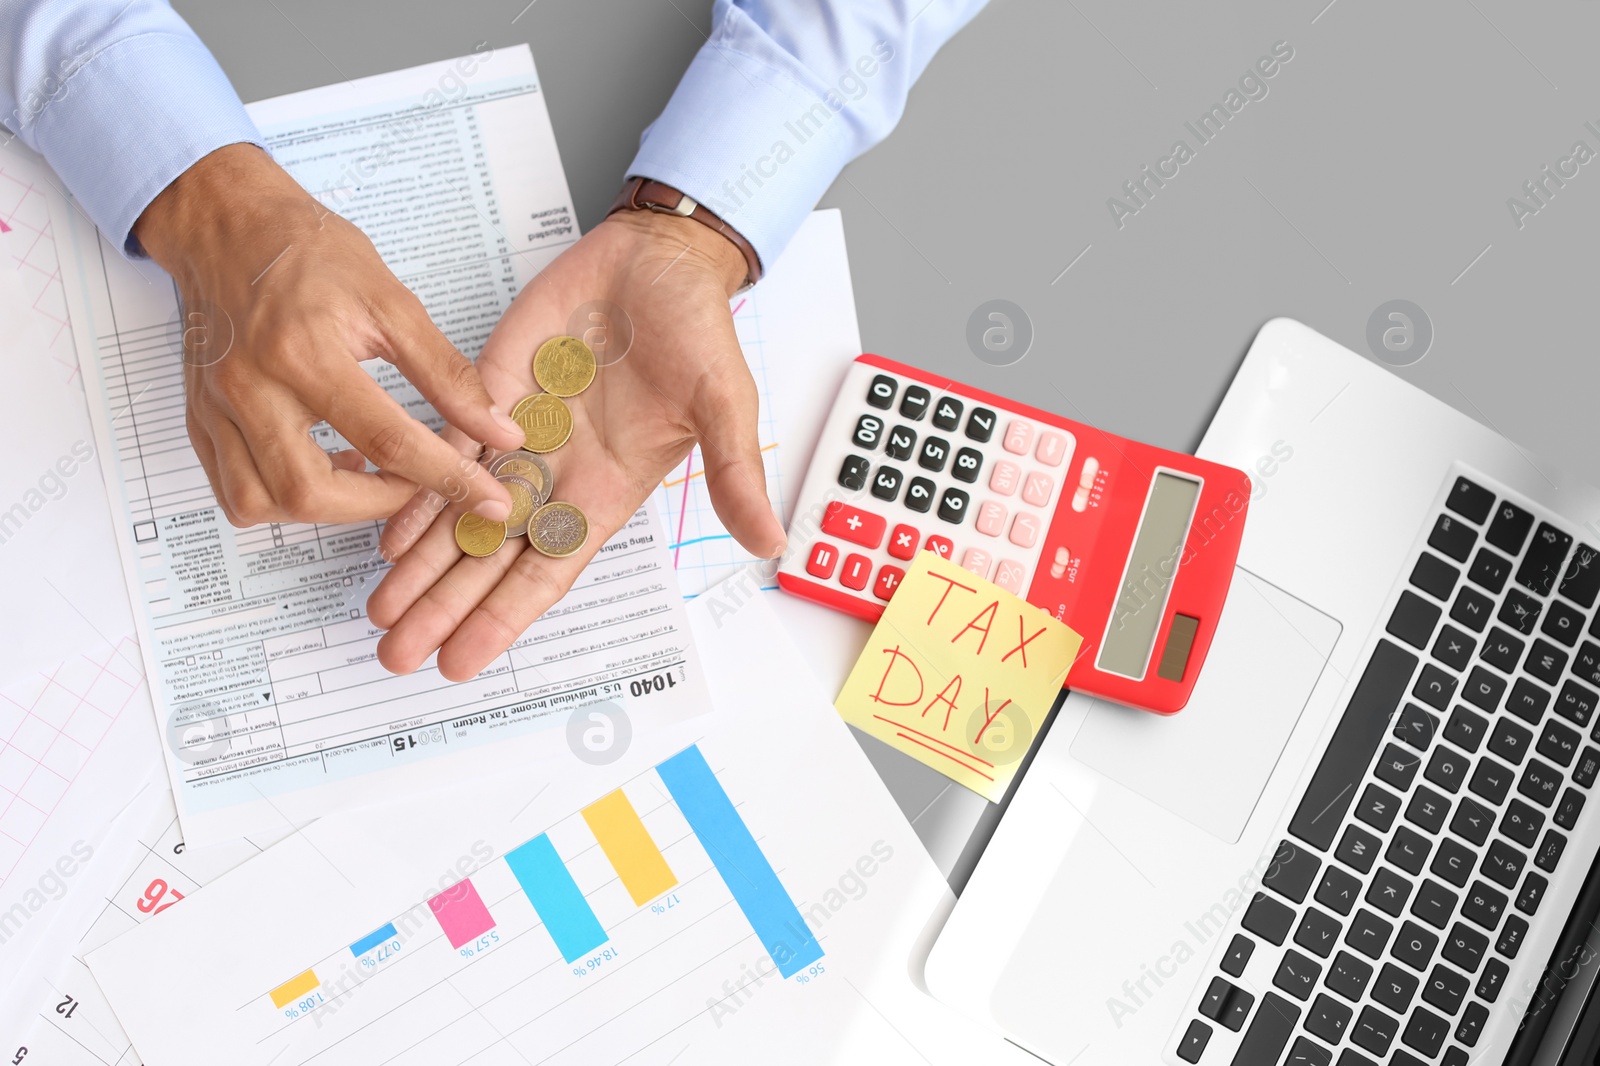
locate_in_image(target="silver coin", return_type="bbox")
[495,475,541,538]
[487,450,553,504]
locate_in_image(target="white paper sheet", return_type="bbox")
[85,587,1028,1065]
[50,47,712,846]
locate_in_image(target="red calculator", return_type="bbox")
[776,354,1252,715]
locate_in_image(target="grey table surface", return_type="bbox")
[176,0,1600,887]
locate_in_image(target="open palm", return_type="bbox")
[368,212,783,680]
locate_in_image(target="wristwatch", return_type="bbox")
[607,177,763,291]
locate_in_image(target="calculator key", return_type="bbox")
[994,560,1027,594]
[899,385,930,420]
[989,460,1020,496]
[932,396,963,431]
[918,436,950,472]
[840,554,871,590]
[1003,419,1034,455]
[1034,429,1069,467]
[805,542,838,580]
[884,425,917,461]
[965,406,996,442]
[838,454,870,491]
[887,524,919,560]
[976,501,1007,537]
[1022,471,1054,507]
[1447,477,1495,524]
[870,466,902,502]
[821,502,886,549]
[938,488,970,524]
[924,534,953,560]
[873,565,905,601]
[960,548,992,579]
[852,414,885,450]
[866,373,896,409]
[950,447,982,484]
[904,477,935,513]
[1009,513,1041,548]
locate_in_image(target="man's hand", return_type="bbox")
[134,143,525,526]
[367,208,785,680]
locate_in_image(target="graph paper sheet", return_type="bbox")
[653,210,862,598]
[49,48,709,846]
[87,588,1021,1066]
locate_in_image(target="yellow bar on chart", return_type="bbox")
[269,969,321,1009]
[581,789,678,905]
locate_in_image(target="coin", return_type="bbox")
[487,450,552,502]
[512,393,573,453]
[496,475,539,538]
[454,512,507,557]
[528,501,588,558]
[533,336,596,397]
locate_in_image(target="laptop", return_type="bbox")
[923,318,1600,1066]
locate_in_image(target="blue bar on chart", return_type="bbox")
[349,922,399,957]
[504,833,609,963]
[655,745,823,978]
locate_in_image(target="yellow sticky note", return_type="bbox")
[835,552,1082,801]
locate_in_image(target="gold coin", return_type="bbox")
[497,475,539,537]
[487,450,552,501]
[513,393,573,453]
[528,501,588,558]
[454,512,507,557]
[533,336,597,397]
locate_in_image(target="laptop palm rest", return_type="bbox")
[1070,568,1341,844]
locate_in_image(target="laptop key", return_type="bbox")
[1373,962,1419,1012]
[1273,949,1322,1000]
[1533,830,1565,873]
[1574,747,1599,788]
[1422,964,1470,1015]
[1477,957,1509,1000]
[1393,920,1440,971]
[1499,588,1542,635]
[1176,1019,1211,1064]
[1431,626,1475,672]
[1392,704,1438,752]
[1229,991,1299,1064]
[1517,522,1572,596]
[1325,950,1373,1001]
[1518,758,1563,807]
[1554,679,1595,725]
[1499,798,1544,847]
[1345,908,1394,959]
[1467,757,1513,805]
[1560,542,1600,606]
[1443,707,1489,753]
[1442,921,1488,973]
[1526,640,1569,686]
[1375,744,1422,791]
[1388,591,1440,650]
[1486,501,1534,555]
[1506,677,1551,726]
[1429,514,1476,563]
[1293,907,1343,958]
[1385,825,1430,874]
[1461,667,1506,713]
[1411,553,1459,600]
[1449,796,1494,845]
[1553,787,1585,830]
[1241,891,1295,945]
[1367,867,1413,917]
[1411,879,1458,930]
[1447,478,1494,524]
[1262,839,1321,902]
[1541,598,1585,646]
[1352,1004,1399,1055]
[1402,1005,1451,1057]
[1449,586,1493,633]
[1316,865,1362,916]
[1430,838,1474,887]
[1221,933,1254,977]
[1515,871,1547,914]
[1576,641,1600,687]
[1424,746,1470,793]
[1305,994,1352,1045]
[1497,914,1528,957]
[1289,641,1418,851]
[1488,718,1533,765]
[1335,824,1382,873]
[1462,881,1508,931]
[1535,719,1580,766]
[1480,627,1525,673]
[1467,548,1511,594]
[1455,1001,1490,1046]
[1283,1036,1330,1066]
[1483,839,1526,888]
[1406,786,1452,835]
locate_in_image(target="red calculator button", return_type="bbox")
[873,565,905,601]
[961,548,992,579]
[1003,420,1034,455]
[806,541,839,579]
[821,501,886,549]
[989,460,1020,497]
[887,523,919,560]
[925,535,953,560]
[840,553,872,590]
[1022,471,1054,507]
[995,559,1028,594]
[976,500,1007,537]
[1009,513,1041,548]
[1035,430,1069,467]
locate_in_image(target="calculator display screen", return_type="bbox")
[1098,471,1202,679]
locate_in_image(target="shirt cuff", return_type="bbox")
[625,17,858,271]
[30,30,262,257]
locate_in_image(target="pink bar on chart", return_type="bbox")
[427,879,495,948]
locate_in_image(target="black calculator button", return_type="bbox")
[951,447,983,483]
[1447,478,1495,524]
[937,488,969,524]
[884,425,916,462]
[852,414,884,451]
[932,396,963,431]
[904,477,935,514]
[1486,501,1534,555]
[966,406,996,442]
[918,436,950,472]
[871,466,902,502]
[866,373,896,409]
[838,454,869,491]
[899,385,930,421]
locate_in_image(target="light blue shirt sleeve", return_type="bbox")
[0,0,262,256]
[627,0,988,272]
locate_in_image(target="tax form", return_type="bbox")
[50,47,708,846]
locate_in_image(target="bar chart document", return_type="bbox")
[50,47,708,845]
[87,591,1023,1065]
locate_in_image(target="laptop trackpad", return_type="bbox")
[1071,568,1341,843]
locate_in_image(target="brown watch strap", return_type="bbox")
[607,177,763,289]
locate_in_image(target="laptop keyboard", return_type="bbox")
[1174,473,1600,1066]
